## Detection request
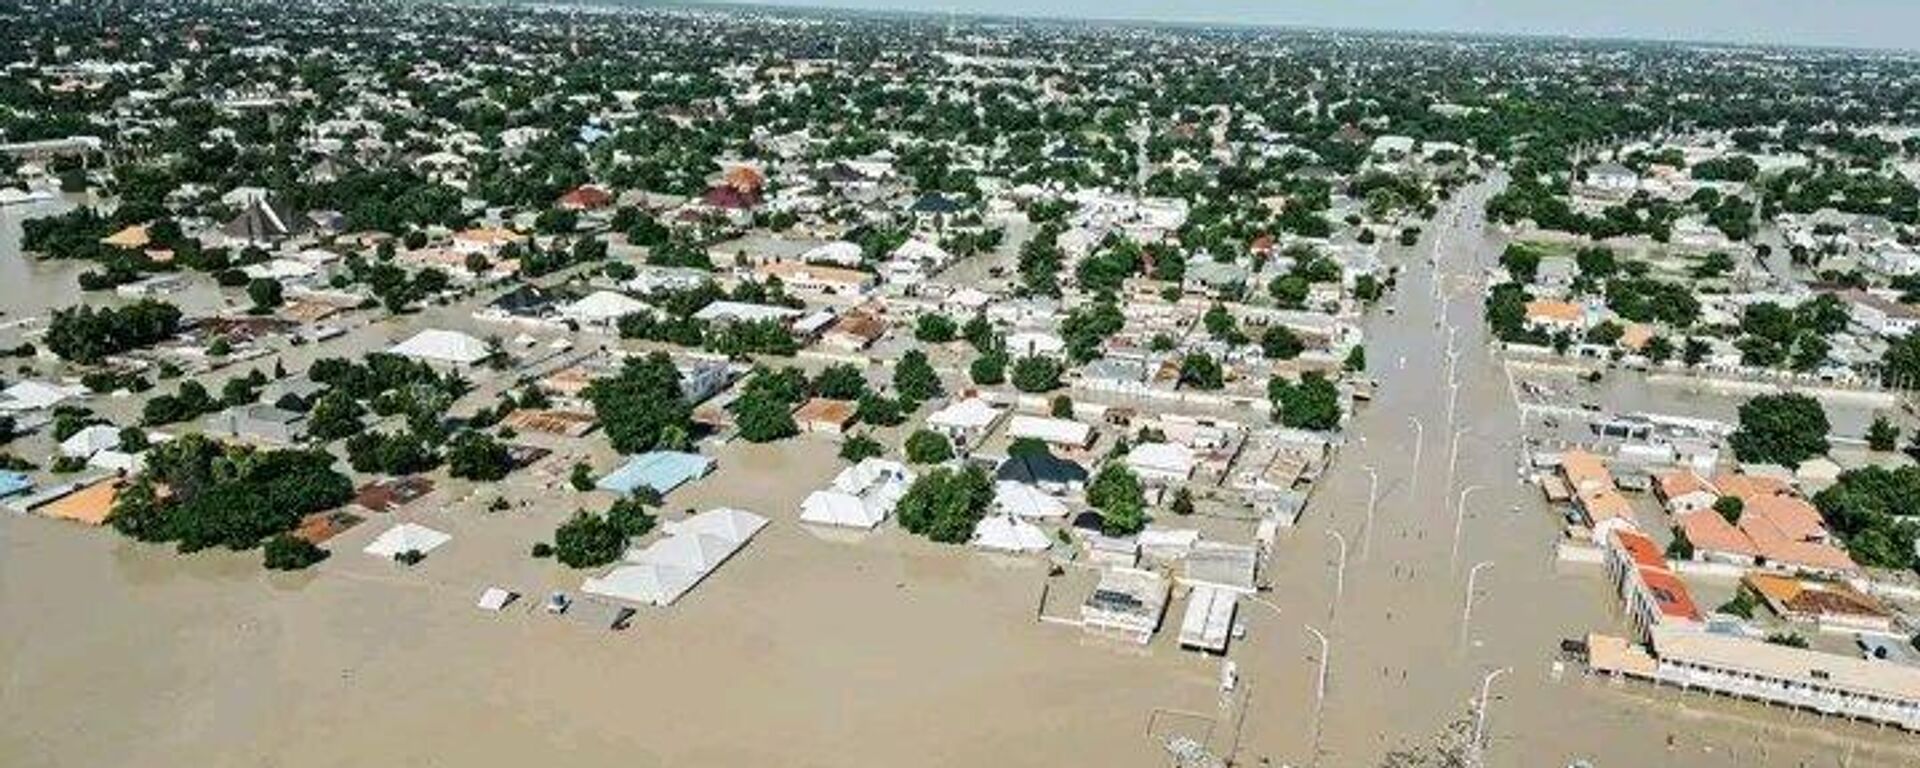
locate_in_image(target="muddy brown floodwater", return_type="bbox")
[4,181,1920,768]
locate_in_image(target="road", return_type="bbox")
[1231,176,1920,768]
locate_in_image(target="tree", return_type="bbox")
[247,278,284,313]
[606,497,658,539]
[1713,495,1744,525]
[1178,353,1224,390]
[1729,393,1830,467]
[552,511,625,568]
[970,352,1007,386]
[1665,527,1694,560]
[905,429,954,464]
[1049,395,1074,418]
[1343,345,1367,372]
[1087,463,1147,535]
[1170,487,1196,516]
[585,353,694,454]
[914,314,958,343]
[306,391,365,442]
[446,430,512,481]
[1261,325,1305,360]
[263,534,328,570]
[733,387,799,442]
[1882,331,1920,389]
[1869,414,1901,452]
[855,393,907,426]
[569,461,595,492]
[1268,373,1341,430]
[1011,355,1063,393]
[893,349,943,404]
[840,433,884,462]
[811,364,868,400]
[895,464,994,543]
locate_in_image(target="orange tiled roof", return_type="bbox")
[1526,299,1583,324]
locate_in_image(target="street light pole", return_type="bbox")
[1306,623,1329,768]
[1361,465,1379,562]
[1447,428,1471,495]
[1407,416,1425,500]
[1452,484,1485,570]
[1472,667,1513,767]
[1325,529,1348,620]
[1462,560,1495,652]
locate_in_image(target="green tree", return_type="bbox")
[1268,373,1341,430]
[970,351,1007,386]
[306,390,365,442]
[733,388,799,442]
[895,463,994,544]
[905,429,954,464]
[1868,414,1901,452]
[1087,463,1147,535]
[585,353,694,454]
[1729,393,1830,467]
[1262,325,1305,360]
[446,430,512,481]
[1011,355,1063,393]
[811,364,869,400]
[1343,345,1367,372]
[247,278,284,313]
[840,433,884,462]
[569,461,595,492]
[1713,495,1745,525]
[1178,353,1224,390]
[263,534,329,570]
[915,314,958,343]
[893,349,943,404]
[552,511,626,569]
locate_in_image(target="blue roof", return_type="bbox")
[0,471,32,498]
[596,451,713,496]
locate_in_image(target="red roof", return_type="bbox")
[557,185,613,210]
[1611,529,1667,571]
[1636,566,1703,622]
[703,185,761,210]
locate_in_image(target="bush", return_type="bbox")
[263,535,329,571]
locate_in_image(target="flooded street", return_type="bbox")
[1231,177,1920,768]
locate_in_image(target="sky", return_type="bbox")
[726,0,1920,51]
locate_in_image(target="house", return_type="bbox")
[820,310,887,351]
[222,197,310,246]
[1127,442,1196,484]
[215,403,308,444]
[1524,299,1586,334]
[1743,573,1894,634]
[690,301,802,326]
[1005,331,1067,358]
[596,451,715,497]
[1179,584,1239,654]
[59,424,121,459]
[1080,567,1171,645]
[1,380,87,413]
[1839,290,1920,339]
[995,452,1090,494]
[793,397,857,436]
[1180,541,1259,594]
[1654,470,1717,515]
[559,290,650,329]
[557,184,614,211]
[1602,528,1703,640]
[389,329,493,369]
[756,260,875,297]
[926,397,1005,446]
[1584,162,1639,195]
[1006,415,1095,451]
[971,514,1052,553]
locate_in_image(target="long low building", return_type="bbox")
[1590,627,1920,732]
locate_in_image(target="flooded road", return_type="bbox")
[1232,177,1920,767]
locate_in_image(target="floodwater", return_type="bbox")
[4,182,1920,768]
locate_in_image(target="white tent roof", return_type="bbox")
[802,240,864,266]
[800,490,885,529]
[1,380,85,412]
[476,587,516,611]
[363,523,452,558]
[1007,415,1092,447]
[666,507,769,544]
[971,514,1053,553]
[583,562,702,607]
[928,397,1002,431]
[1127,442,1196,477]
[994,481,1069,520]
[561,290,649,322]
[389,329,491,366]
[60,424,121,458]
[832,458,915,497]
